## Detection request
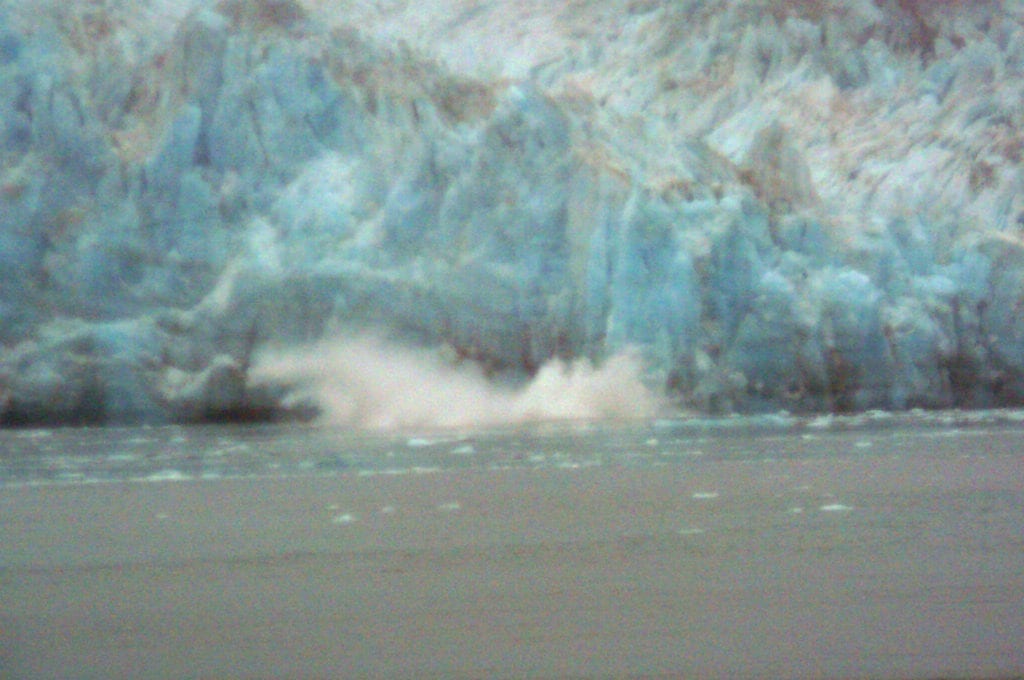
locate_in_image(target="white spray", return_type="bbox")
[252,334,666,430]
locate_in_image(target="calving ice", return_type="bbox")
[252,334,665,430]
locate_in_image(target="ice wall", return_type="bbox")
[1,0,1023,425]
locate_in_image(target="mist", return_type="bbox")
[251,335,667,431]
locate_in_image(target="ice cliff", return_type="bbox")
[2,0,1024,425]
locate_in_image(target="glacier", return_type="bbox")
[1,0,1023,425]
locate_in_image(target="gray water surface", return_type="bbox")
[3,408,1023,486]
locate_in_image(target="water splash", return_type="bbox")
[251,334,666,430]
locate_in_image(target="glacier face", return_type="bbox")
[1,0,1023,425]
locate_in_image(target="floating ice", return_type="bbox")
[15,430,52,440]
[678,527,706,535]
[106,453,138,462]
[331,513,357,524]
[692,491,719,500]
[145,469,190,482]
[819,503,853,512]
[807,416,835,430]
[437,501,461,512]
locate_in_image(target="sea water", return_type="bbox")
[3,408,1024,487]
[4,408,1024,680]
